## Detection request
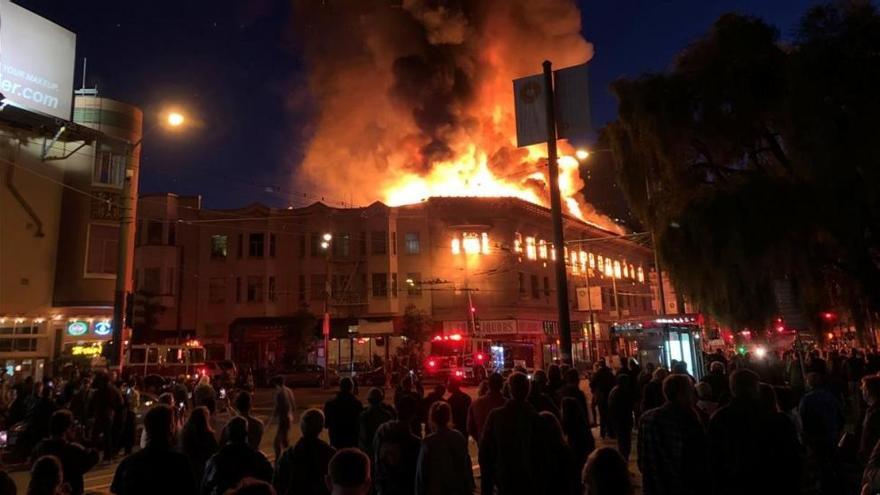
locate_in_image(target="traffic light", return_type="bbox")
[474,318,481,334]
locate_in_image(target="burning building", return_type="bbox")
[134,194,656,369]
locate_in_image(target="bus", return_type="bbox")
[123,342,207,379]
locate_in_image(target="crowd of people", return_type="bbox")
[5,346,880,494]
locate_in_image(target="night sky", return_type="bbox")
[17,0,815,211]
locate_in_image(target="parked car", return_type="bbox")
[333,362,386,387]
[278,364,326,388]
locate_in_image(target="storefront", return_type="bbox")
[611,316,705,379]
[327,318,404,368]
[56,316,115,371]
[0,317,51,382]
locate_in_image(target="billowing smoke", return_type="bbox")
[292,0,616,231]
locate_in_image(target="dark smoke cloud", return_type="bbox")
[292,0,595,210]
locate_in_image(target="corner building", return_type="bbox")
[135,196,660,369]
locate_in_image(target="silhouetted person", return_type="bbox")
[111,404,197,495]
[640,368,669,416]
[589,362,614,438]
[415,402,474,495]
[31,409,98,495]
[582,447,634,495]
[710,369,802,495]
[547,364,564,396]
[203,416,273,495]
[540,412,580,495]
[221,391,264,450]
[608,374,635,460]
[180,406,219,485]
[467,372,505,443]
[326,448,372,495]
[28,455,63,495]
[479,372,549,495]
[227,479,276,495]
[799,371,843,494]
[861,375,880,464]
[561,396,595,476]
[702,362,729,402]
[274,409,335,495]
[419,385,446,435]
[445,379,471,439]
[528,371,561,418]
[394,376,422,435]
[324,378,364,449]
[373,395,421,495]
[638,375,707,495]
[271,376,297,461]
[87,371,122,461]
[559,369,588,417]
[358,388,395,458]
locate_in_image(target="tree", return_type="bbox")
[400,304,432,355]
[606,4,880,341]
[281,310,319,365]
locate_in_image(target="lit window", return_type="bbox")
[580,251,588,273]
[629,264,636,279]
[514,233,523,253]
[462,233,481,254]
[623,263,629,278]
[94,150,126,187]
[614,260,622,279]
[481,233,490,254]
[210,235,228,259]
[588,252,595,269]
[605,260,614,278]
[551,246,556,261]
[597,256,605,274]
[526,237,537,260]
[638,266,645,283]
[538,240,548,260]
[451,238,461,255]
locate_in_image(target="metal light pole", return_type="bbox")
[321,233,332,389]
[542,60,574,365]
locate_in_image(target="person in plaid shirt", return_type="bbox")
[637,374,708,495]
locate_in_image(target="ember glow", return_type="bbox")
[293,0,622,233]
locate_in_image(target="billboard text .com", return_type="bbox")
[0,64,61,110]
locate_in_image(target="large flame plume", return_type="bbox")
[293,0,621,232]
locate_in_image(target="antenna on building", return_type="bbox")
[74,58,99,97]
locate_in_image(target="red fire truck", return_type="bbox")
[422,333,489,384]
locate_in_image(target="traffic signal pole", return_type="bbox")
[543,60,573,365]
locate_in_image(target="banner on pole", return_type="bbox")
[513,62,591,148]
[513,73,547,148]
[554,63,591,141]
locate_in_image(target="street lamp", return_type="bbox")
[109,107,191,372]
[575,149,590,160]
[321,233,332,388]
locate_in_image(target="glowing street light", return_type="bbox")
[575,149,590,160]
[166,111,185,127]
[323,233,333,242]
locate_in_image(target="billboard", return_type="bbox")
[0,0,76,120]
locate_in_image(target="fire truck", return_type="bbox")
[122,342,207,379]
[422,333,489,384]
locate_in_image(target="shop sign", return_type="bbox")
[94,320,112,336]
[481,320,517,335]
[71,344,102,356]
[66,321,88,336]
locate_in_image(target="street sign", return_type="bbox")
[513,73,547,147]
[513,62,591,148]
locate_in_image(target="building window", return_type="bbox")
[525,237,537,260]
[298,235,306,258]
[451,232,490,255]
[391,273,398,298]
[405,232,420,254]
[269,234,277,257]
[406,272,422,296]
[310,274,325,300]
[514,233,523,254]
[143,268,161,293]
[543,276,550,297]
[86,224,118,275]
[93,150,125,187]
[246,276,263,302]
[637,266,645,283]
[333,233,351,257]
[208,277,226,303]
[268,276,277,302]
[530,274,540,299]
[210,235,228,259]
[298,274,306,301]
[360,231,367,255]
[518,272,526,297]
[237,235,243,259]
[236,277,242,302]
[168,223,176,246]
[146,221,163,245]
[371,231,387,255]
[167,268,175,295]
[248,233,264,258]
[538,239,548,260]
[372,273,388,297]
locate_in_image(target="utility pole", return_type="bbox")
[543,60,573,365]
[322,233,332,389]
[109,142,138,372]
[580,241,597,362]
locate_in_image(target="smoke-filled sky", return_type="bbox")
[16,0,815,212]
